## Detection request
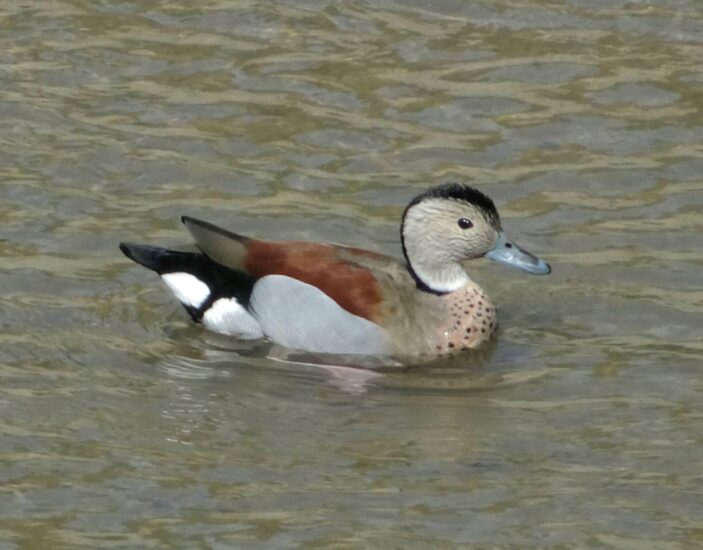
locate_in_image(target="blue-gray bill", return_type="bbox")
[485,232,551,275]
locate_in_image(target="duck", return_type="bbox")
[119,183,550,357]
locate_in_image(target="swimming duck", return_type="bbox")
[120,183,550,356]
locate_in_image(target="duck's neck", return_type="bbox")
[405,256,470,295]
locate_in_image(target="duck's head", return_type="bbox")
[401,183,551,294]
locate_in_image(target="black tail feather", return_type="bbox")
[119,242,257,313]
[119,243,198,274]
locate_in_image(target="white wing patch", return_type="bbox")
[161,272,210,308]
[202,298,263,339]
[249,275,389,355]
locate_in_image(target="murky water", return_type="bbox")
[1,0,702,547]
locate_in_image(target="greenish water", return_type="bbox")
[1,1,702,547]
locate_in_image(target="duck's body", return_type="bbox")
[120,184,549,357]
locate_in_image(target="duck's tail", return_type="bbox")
[119,243,197,274]
[119,243,262,338]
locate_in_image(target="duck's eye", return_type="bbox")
[457,218,473,229]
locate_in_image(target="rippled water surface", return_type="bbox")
[2,1,702,547]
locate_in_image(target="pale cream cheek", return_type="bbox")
[456,229,495,259]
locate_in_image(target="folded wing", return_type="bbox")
[182,216,385,323]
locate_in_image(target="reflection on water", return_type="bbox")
[1,0,702,547]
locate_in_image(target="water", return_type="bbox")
[1,1,702,547]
